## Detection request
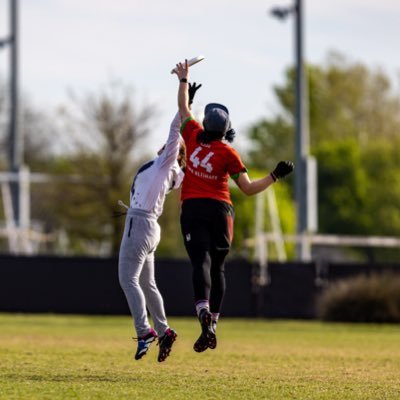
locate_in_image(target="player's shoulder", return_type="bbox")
[217,140,239,154]
[181,117,201,132]
[220,142,243,164]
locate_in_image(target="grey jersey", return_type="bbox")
[129,112,184,218]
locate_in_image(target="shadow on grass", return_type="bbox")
[2,373,140,383]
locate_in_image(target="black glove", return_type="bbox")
[271,161,294,181]
[188,82,202,105]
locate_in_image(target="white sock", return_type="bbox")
[195,300,209,317]
[211,313,220,323]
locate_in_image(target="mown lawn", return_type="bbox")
[0,314,399,399]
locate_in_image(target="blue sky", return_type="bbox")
[1,0,399,155]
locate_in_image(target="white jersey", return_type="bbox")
[129,112,184,218]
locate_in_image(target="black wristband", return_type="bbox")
[180,78,188,83]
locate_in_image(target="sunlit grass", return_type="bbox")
[0,314,399,399]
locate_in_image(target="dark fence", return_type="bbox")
[1,255,399,318]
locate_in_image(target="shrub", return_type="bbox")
[317,273,400,323]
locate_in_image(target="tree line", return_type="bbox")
[1,52,399,261]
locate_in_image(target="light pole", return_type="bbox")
[270,0,317,261]
[1,0,22,229]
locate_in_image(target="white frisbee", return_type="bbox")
[170,55,205,74]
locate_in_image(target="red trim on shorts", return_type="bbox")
[227,214,234,243]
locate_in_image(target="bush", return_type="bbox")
[317,273,400,323]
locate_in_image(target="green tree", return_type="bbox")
[247,116,293,171]
[315,139,369,234]
[308,53,400,148]
[230,168,295,260]
[0,82,62,253]
[156,189,187,257]
[362,138,400,235]
[56,82,155,255]
[247,52,400,260]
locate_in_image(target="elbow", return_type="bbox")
[242,184,265,196]
[239,185,256,196]
[245,189,258,196]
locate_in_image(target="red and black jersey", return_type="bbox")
[180,117,247,205]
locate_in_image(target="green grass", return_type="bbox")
[0,314,399,399]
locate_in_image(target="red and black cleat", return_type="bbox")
[193,309,216,353]
[157,328,177,362]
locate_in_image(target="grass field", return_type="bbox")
[0,314,399,400]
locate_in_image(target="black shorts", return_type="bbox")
[180,198,234,252]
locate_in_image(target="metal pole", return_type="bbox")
[294,0,310,260]
[9,0,21,226]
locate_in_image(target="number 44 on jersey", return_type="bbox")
[190,146,214,173]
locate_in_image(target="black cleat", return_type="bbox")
[134,328,157,360]
[193,332,210,352]
[209,321,217,350]
[193,308,216,353]
[157,328,177,362]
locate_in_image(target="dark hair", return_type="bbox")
[178,141,186,170]
[224,128,236,143]
[197,128,236,144]
[197,130,224,144]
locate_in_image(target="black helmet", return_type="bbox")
[203,103,230,135]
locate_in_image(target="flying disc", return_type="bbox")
[170,55,205,74]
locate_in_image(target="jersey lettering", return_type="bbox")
[189,146,202,168]
[189,146,214,173]
[200,151,214,173]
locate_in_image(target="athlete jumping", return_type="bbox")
[174,60,294,352]
[118,83,199,362]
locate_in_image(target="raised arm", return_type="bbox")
[234,161,294,196]
[157,112,181,168]
[174,60,193,121]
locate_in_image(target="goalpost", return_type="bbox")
[0,169,55,254]
[247,188,400,286]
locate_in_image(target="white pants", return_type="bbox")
[118,208,169,337]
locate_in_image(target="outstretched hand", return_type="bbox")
[174,60,190,82]
[188,82,202,105]
[271,161,294,181]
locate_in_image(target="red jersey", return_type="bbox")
[180,117,247,205]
